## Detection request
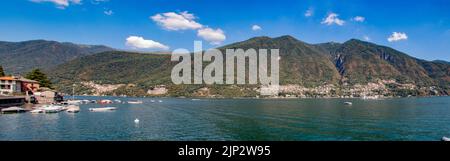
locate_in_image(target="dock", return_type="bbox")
[0,96,26,108]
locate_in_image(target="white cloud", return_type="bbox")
[197,27,226,45]
[353,16,365,22]
[252,25,262,31]
[126,36,169,50]
[321,13,345,26]
[91,0,108,4]
[104,10,113,16]
[30,0,81,9]
[387,32,408,42]
[151,11,203,31]
[305,8,313,17]
[363,35,370,41]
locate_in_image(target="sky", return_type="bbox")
[0,0,449,61]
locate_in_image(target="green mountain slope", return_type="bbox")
[48,36,450,97]
[0,40,113,74]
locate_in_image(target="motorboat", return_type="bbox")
[67,100,82,105]
[30,109,44,114]
[442,137,450,141]
[89,107,117,112]
[114,99,122,103]
[39,105,64,113]
[99,100,113,104]
[127,100,143,104]
[344,102,353,105]
[1,107,27,114]
[66,105,80,113]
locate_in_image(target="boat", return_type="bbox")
[89,107,117,112]
[1,107,27,114]
[128,100,143,104]
[158,100,163,103]
[67,100,82,105]
[30,109,44,114]
[40,105,64,113]
[114,99,122,103]
[442,137,450,141]
[150,100,156,103]
[66,105,80,113]
[99,100,113,104]
[344,102,353,105]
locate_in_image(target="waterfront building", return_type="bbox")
[0,76,40,96]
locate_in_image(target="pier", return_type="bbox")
[0,96,26,108]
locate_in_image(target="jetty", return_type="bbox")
[0,96,26,109]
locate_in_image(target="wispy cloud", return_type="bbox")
[151,11,226,45]
[305,8,313,17]
[30,0,82,9]
[197,27,226,45]
[126,36,169,50]
[104,9,113,16]
[352,16,365,22]
[151,11,203,31]
[321,13,345,26]
[388,32,408,42]
[252,25,262,31]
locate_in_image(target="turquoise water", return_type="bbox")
[1,96,449,141]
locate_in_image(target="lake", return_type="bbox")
[1,96,449,141]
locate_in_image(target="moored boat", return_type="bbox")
[39,105,64,113]
[99,100,113,104]
[66,105,80,113]
[442,137,450,141]
[127,100,143,104]
[89,107,117,112]
[344,102,353,105]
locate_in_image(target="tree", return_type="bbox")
[25,69,52,88]
[0,65,5,77]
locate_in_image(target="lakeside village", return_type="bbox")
[0,71,146,114]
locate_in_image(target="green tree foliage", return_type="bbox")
[25,69,52,88]
[0,65,5,77]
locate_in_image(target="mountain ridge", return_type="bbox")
[47,35,449,97]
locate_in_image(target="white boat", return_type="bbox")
[150,100,156,103]
[67,100,82,105]
[89,107,117,112]
[66,105,80,113]
[30,109,44,114]
[114,99,122,103]
[442,137,450,141]
[158,100,163,103]
[128,100,143,104]
[1,107,27,114]
[344,102,353,105]
[40,105,64,113]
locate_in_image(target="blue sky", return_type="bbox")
[0,0,449,61]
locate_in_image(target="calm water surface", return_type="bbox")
[1,96,449,141]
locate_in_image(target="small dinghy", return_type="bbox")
[128,100,143,104]
[30,109,44,114]
[442,137,450,141]
[40,105,64,113]
[89,107,117,112]
[66,105,80,113]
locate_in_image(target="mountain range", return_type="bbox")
[1,36,449,97]
[0,40,113,74]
